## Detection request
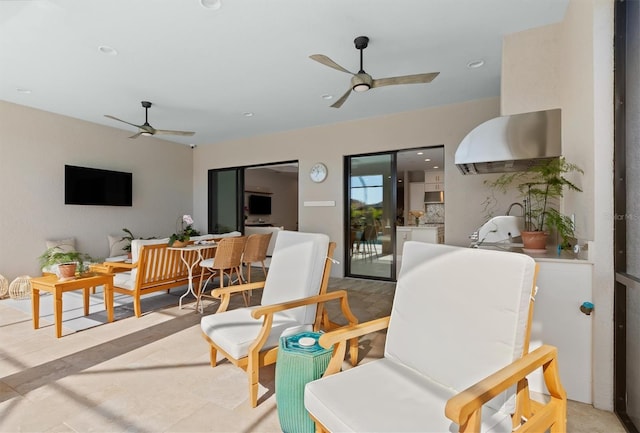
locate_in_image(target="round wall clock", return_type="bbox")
[309,162,328,183]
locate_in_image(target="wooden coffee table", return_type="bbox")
[31,272,115,338]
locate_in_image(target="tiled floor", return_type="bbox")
[0,272,627,432]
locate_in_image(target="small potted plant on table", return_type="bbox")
[169,214,201,247]
[485,157,583,251]
[39,247,93,280]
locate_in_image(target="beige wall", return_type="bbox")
[0,101,194,280]
[501,0,614,410]
[193,97,502,277]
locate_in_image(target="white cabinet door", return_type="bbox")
[409,182,425,213]
[528,261,593,403]
[424,171,444,183]
[396,228,411,255]
[411,228,438,243]
[424,182,444,192]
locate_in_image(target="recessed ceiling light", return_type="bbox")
[417,152,424,155]
[467,59,485,69]
[243,112,254,117]
[200,0,222,9]
[424,158,431,162]
[98,45,117,55]
[433,166,439,169]
[16,88,31,94]
[321,94,333,100]
[398,179,403,182]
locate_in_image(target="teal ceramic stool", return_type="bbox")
[276,331,333,433]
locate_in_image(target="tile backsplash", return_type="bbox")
[425,203,444,223]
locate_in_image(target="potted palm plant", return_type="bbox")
[485,157,583,250]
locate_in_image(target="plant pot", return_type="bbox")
[521,231,549,251]
[171,240,189,248]
[57,262,77,280]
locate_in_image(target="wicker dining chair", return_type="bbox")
[196,236,247,311]
[241,232,273,284]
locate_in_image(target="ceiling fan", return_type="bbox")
[310,36,440,108]
[104,101,195,139]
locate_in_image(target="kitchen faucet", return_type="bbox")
[506,202,524,216]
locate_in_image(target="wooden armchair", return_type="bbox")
[305,242,567,433]
[200,231,359,407]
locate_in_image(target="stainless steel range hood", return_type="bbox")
[455,109,561,175]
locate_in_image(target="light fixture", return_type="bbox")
[141,131,152,136]
[352,83,370,92]
[16,88,31,94]
[417,152,424,155]
[321,94,333,100]
[433,166,439,169]
[467,59,485,69]
[200,0,222,9]
[243,112,254,117]
[98,45,117,55]
[424,158,431,162]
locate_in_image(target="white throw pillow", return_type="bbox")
[45,237,76,253]
[108,234,129,257]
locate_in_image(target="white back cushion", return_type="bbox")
[130,238,169,282]
[386,242,535,411]
[108,234,129,257]
[260,231,329,324]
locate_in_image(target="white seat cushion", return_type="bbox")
[113,271,133,290]
[200,258,214,268]
[201,307,311,359]
[304,358,513,433]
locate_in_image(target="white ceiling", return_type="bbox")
[0,0,568,147]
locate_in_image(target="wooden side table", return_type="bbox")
[31,273,115,338]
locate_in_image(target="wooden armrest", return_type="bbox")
[210,281,265,298]
[103,261,137,271]
[445,344,566,430]
[318,316,390,348]
[251,290,349,319]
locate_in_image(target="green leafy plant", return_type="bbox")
[484,157,583,248]
[38,247,93,273]
[120,228,135,252]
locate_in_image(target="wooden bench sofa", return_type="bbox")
[104,234,239,317]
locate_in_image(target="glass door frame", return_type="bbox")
[614,1,639,431]
[344,151,398,281]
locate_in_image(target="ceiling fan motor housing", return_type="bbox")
[351,73,372,92]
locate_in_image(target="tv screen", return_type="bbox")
[65,165,132,206]
[248,194,271,215]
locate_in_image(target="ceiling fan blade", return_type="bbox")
[129,132,143,139]
[309,54,354,75]
[153,129,195,136]
[331,88,352,109]
[372,72,440,88]
[104,114,142,129]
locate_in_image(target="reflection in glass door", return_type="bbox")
[208,168,243,233]
[346,153,395,280]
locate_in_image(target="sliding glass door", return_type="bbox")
[208,168,243,233]
[615,1,640,431]
[346,153,395,280]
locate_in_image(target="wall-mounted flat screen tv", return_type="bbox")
[248,194,271,215]
[65,165,132,206]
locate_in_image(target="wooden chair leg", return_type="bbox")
[209,344,218,367]
[260,260,267,279]
[134,297,142,318]
[248,351,259,408]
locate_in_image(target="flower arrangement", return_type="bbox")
[408,210,425,226]
[169,214,201,246]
